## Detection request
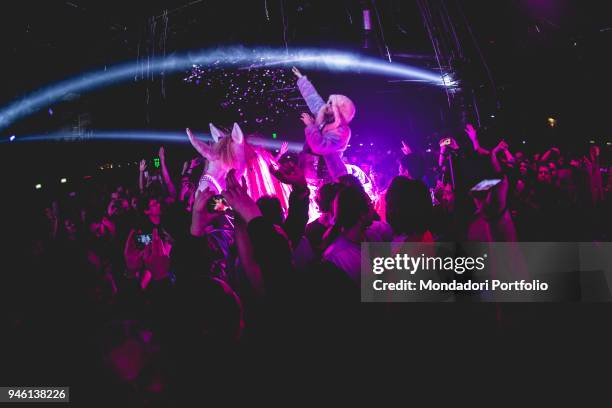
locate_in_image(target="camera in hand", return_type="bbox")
[136,233,153,248]
[206,194,231,213]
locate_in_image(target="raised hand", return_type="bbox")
[292,66,303,79]
[193,187,214,214]
[139,159,147,172]
[401,140,412,155]
[143,228,170,281]
[439,137,459,152]
[493,140,509,153]
[190,187,226,236]
[222,169,262,223]
[300,112,315,126]
[590,145,600,161]
[189,157,201,169]
[274,141,290,162]
[465,124,477,141]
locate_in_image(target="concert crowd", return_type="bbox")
[4,71,612,405]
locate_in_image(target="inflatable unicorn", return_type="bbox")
[186,123,292,212]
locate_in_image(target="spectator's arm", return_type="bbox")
[503,147,515,165]
[181,161,189,177]
[190,188,226,237]
[139,159,147,193]
[50,201,60,240]
[491,140,512,174]
[489,175,510,216]
[159,147,176,198]
[401,140,412,156]
[223,169,292,294]
[274,141,289,162]
[585,147,604,205]
[465,124,490,155]
[540,147,560,163]
[438,148,447,168]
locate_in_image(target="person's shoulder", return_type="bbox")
[306,219,324,232]
[366,221,393,241]
[323,237,360,259]
[323,239,345,260]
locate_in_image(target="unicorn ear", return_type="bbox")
[209,123,223,143]
[231,123,244,144]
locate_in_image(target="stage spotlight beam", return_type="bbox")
[0,47,445,133]
[0,130,305,152]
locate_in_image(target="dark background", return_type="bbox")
[1,0,611,197]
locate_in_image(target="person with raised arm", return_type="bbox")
[292,66,356,182]
[158,146,176,199]
[464,123,490,156]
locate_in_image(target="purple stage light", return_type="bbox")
[362,9,372,31]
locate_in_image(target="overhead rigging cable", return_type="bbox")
[454,0,498,106]
[417,0,451,106]
[371,0,392,62]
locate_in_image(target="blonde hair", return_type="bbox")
[214,135,239,167]
[211,129,257,168]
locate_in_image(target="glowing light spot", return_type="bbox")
[60,178,67,183]
[35,184,42,190]
[441,73,458,88]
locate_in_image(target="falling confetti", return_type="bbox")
[184,65,303,125]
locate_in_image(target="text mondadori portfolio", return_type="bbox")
[373,279,548,292]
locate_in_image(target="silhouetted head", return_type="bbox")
[256,195,284,226]
[316,182,342,214]
[385,176,432,236]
